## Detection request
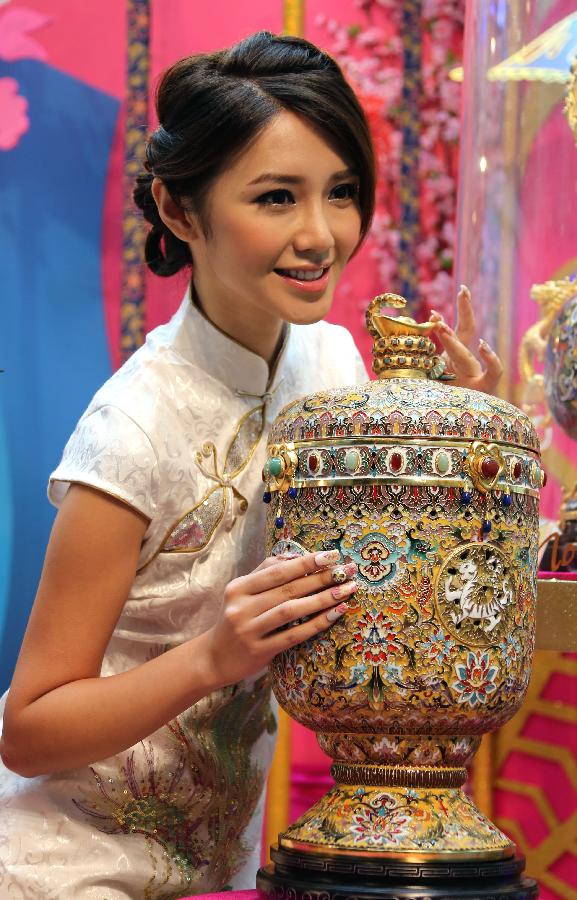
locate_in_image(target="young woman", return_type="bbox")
[0,31,501,899]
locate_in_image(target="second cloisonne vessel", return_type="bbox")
[258,295,541,899]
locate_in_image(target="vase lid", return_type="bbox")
[269,293,540,453]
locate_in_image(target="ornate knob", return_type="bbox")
[366,293,446,381]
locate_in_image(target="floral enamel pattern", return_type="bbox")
[270,379,539,451]
[282,785,512,855]
[265,376,539,857]
[269,488,536,734]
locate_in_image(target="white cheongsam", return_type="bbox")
[0,294,368,899]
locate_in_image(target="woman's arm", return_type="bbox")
[1,485,355,777]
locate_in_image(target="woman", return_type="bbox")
[0,31,501,899]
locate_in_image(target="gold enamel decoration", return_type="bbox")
[263,443,298,493]
[434,543,516,647]
[260,293,541,877]
[463,441,505,492]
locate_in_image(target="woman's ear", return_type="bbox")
[151,177,201,242]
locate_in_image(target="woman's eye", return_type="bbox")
[330,182,359,201]
[256,189,295,206]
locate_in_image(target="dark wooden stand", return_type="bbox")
[257,843,539,900]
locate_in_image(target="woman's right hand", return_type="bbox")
[203,549,358,687]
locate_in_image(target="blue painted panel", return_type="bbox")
[0,61,119,690]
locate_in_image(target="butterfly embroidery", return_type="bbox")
[160,404,265,554]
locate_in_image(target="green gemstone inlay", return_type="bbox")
[436,451,450,475]
[345,449,361,474]
[268,457,283,477]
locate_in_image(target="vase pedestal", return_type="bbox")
[257,843,539,900]
[257,767,539,900]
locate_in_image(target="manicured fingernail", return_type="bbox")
[278,552,300,559]
[459,283,469,294]
[479,339,492,353]
[330,562,357,584]
[326,602,350,623]
[332,580,358,600]
[315,549,340,566]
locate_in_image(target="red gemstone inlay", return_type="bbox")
[513,460,522,479]
[480,457,499,479]
[308,453,320,473]
[390,452,403,473]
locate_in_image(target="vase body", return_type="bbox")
[264,375,541,860]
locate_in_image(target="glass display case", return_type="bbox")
[455,0,577,529]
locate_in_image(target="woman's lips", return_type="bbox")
[274,267,331,294]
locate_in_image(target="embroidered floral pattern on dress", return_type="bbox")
[73,676,276,898]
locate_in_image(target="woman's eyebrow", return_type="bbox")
[248,168,357,187]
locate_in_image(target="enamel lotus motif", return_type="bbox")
[262,294,542,861]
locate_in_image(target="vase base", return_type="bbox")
[278,783,514,857]
[257,844,539,900]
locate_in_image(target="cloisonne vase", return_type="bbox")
[257,295,542,900]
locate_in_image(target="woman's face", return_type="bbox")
[188,110,362,328]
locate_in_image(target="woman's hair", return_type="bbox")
[134,31,375,277]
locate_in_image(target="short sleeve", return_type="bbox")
[48,405,159,520]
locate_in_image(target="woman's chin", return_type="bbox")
[281,294,335,326]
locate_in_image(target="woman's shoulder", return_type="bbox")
[83,319,209,439]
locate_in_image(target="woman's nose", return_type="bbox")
[292,205,335,257]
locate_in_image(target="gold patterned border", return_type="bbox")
[289,476,539,495]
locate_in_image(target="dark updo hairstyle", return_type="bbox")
[133,31,376,277]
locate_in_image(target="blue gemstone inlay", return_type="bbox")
[263,491,272,504]
[275,517,285,529]
[288,486,298,499]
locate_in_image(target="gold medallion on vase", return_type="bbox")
[434,542,516,648]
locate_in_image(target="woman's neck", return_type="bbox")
[190,281,285,368]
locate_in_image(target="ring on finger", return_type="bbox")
[331,566,348,584]
[331,562,356,584]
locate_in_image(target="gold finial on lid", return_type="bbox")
[366,293,447,381]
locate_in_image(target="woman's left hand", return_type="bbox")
[429,285,503,396]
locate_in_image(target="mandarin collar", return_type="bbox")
[170,290,290,398]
